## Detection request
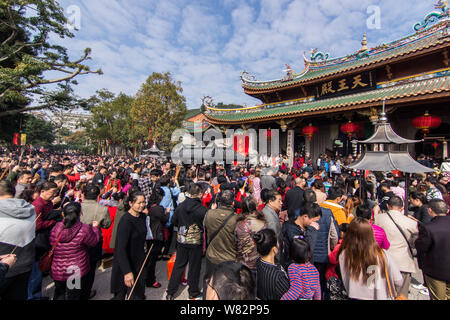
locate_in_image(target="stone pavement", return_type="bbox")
[42,257,430,300]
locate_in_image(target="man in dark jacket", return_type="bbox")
[166,183,207,300]
[203,190,239,287]
[281,201,321,270]
[0,180,36,300]
[285,177,306,220]
[93,166,107,187]
[0,254,17,287]
[415,199,450,300]
[304,189,339,299]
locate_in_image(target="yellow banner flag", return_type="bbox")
[20,134,26,146]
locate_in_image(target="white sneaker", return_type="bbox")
[419,289,429,296]
[412,283,427,290]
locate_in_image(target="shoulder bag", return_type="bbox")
[207,212,235,245]
[38,230,63,272]
[386,211,417,257]
[382,251,408,300]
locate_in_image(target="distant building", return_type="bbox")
[30,111,90,133]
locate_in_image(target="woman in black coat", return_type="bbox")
[145,187,170,288]
[110,192,147,300]
[410,192,432,224]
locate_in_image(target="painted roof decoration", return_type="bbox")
[415,0,449,32]
[206,73,450,124]
[240,3,450,92]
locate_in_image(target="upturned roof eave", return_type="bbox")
[205,84,450,125]
[242,36,450,94]
[357,123,423,144]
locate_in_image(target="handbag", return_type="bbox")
[382,251,408,300]
[38,230,63,272]
[327,276,348,300]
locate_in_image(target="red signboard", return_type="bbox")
[233,135,249,157]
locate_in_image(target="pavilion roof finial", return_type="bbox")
[379,98,388,123]
[360,33,368,52]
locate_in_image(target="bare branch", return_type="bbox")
[0,103,57,118]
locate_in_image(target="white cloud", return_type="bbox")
[51,0,440,109]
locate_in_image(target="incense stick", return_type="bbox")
[125,243,154,300]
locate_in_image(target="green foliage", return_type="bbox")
[82,89,135,150]
[22,114,56,145]
[130,72,187,150]
[215,102,243,109]
[82,73,188,154]
[0,0,102,118]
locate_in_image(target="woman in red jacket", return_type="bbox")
[49,202,100,300]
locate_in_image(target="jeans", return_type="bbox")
[27,261,43,300]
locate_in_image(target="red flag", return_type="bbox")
[13,133,19,146]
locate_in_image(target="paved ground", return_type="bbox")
[42,257,429,300]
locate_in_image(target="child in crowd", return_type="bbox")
[281,236,321,300]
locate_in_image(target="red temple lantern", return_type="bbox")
[432,142,440,149]
[412,112,441,137]
[341,121,359,139]
[265,129,272,138]
[302,124,319,140]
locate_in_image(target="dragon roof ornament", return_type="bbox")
[240,3,449,88]
[414,1,450,32]
[202,96,215,112]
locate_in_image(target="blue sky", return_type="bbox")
[54,0,437,110]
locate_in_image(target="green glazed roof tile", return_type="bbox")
[207,75,450,123]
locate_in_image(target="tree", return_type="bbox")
[215,102,243,109]
[21,114,55,145]
[82,89,134,155]
[130,72,187,151]
[0,0,102,118]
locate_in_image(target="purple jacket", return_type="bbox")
[49,220,100,281]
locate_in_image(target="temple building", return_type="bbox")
[204,3,450,166]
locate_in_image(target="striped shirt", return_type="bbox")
[256,258,290,300]
[281,262,321,300]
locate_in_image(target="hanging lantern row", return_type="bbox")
[302,124,319,140]
[340,121,360,139]
[412,111,441,137]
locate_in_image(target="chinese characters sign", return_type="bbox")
[314,71,376,100]
[233,134,249,157]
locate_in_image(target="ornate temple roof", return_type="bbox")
[346,151,435,173]
[205,73,450,124]
[240,12,450,93]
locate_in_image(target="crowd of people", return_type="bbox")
[0,148,449,301]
